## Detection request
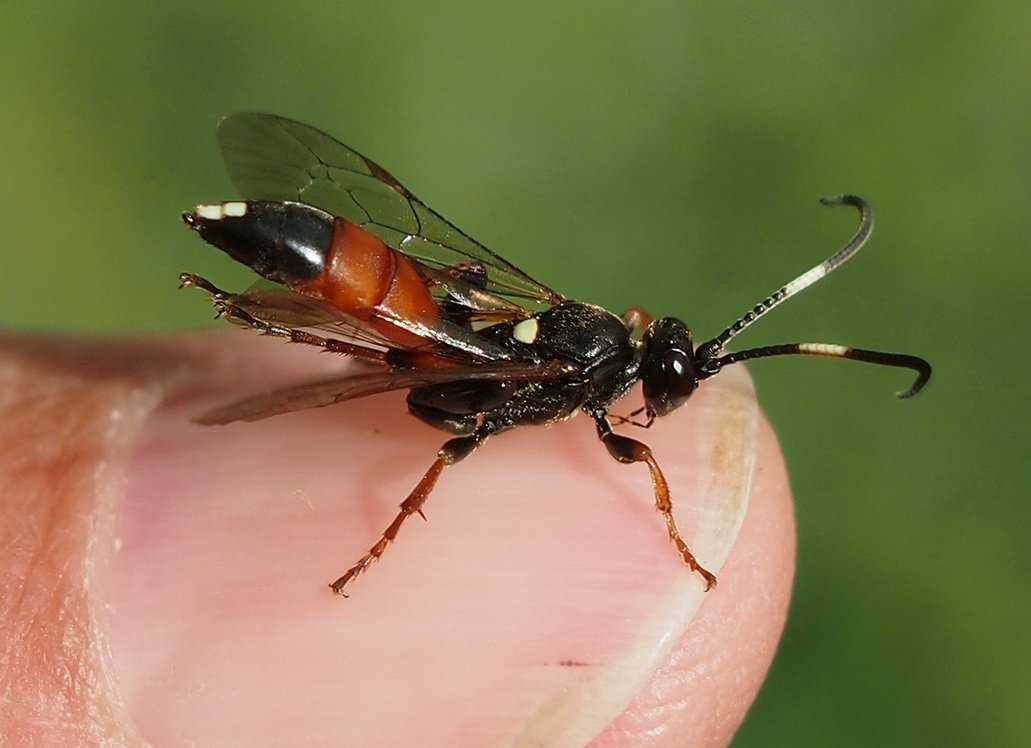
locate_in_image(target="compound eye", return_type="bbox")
[643,346,698,417]
[660,349,696,409]
[641,317,698,417]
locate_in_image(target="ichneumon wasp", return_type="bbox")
[182,114,930,595]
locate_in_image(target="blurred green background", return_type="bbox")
[1,2,1027,745]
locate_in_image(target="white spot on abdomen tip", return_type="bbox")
[193,201,248,221]
[194,204,225,220]
[222,201,248,217]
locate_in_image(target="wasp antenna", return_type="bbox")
[696,195,873,360]
[698,342,931,399]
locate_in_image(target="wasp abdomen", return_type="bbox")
[184,200,442,347]
[183,200,332,284]
[304,218,441,325]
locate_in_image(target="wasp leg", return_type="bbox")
[608,405,655,429]
[179,273,386,360]
[329,424,492,596]
[593,414,717,590]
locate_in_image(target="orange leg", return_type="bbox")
[594,415,716,590]
[329,428,487,596]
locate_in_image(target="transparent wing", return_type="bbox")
[232,281,517,362]
[217,113,564,306]
[197,360,571,425]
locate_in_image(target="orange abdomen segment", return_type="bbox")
[299,218,441,346]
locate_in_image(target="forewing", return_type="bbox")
[197,360,570,425]
[217,113,563,306]
[232,282,517,362]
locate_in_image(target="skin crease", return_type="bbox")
[0,331,794,747]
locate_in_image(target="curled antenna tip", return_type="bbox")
[895,359,932,400]
[819,194,865,209]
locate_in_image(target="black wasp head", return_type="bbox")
[640,317,698,418]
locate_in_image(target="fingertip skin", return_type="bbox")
[0,331,794,747]
[590,416,795,747]
[0,334,156,747]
